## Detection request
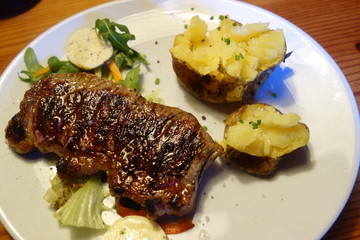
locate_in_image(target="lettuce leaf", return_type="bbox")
[46,175,110,229]
[121,64,141,90]
[145,90,164,104]
[44,175,86,210]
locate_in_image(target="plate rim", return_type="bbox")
[0,0,359,239]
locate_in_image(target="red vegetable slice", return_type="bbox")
[157,217,195,235]
[115,198,147,218]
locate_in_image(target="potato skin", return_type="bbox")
[225,146,281,175]
[172,54,279,103]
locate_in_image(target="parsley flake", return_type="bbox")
[224,38,231,45]
[249,120,262,129]
[235,53,244,60]
[219,15,228,20]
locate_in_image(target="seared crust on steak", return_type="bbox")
[5,73,223,218]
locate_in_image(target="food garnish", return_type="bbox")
[157,217,195,235]
[65,26,113,70]
[51,176,110,229]
[144,90,164,104]
[102,216,168,240]
[43,174,87,210]
[95,18,149,68]
[19,19,147,88]
[19,48,81,83]
[106,58,123,83]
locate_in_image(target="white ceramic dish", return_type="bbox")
[0,0,359,239]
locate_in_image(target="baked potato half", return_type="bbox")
[222,104,310,175]
[170,16,287,103]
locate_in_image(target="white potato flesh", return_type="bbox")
[66,27,113,70]
[225,104,309,158]
[102,216,168,240]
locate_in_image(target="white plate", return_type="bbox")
[0,0,359,239]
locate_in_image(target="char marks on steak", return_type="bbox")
[5,73,223,218]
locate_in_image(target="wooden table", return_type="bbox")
[0,0,359,239]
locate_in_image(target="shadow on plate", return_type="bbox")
[254,66,295,107]
[197,143,312,194]
[224,145,313,184]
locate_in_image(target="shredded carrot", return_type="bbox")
[157,217,195,235]
[106,59,123,83]
[34,66,50,77]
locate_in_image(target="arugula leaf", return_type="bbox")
[113,51,134,69]
[95,18,149,67]
[95,18,134,54]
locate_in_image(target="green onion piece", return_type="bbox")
[224,38,231,45]
[249,119,262,129]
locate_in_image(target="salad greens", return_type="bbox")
[19,18,148,90]
[19,48,81,83]
[46,175,110,229]
[44,175,87,210]
[95,18,149,68]
[145,90,164,104]
[122,64,141,90]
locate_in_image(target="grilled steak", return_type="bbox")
[5,73,223,218]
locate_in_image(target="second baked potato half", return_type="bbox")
[170,16,287,103]
[223,104,310,175]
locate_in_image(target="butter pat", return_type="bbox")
[66,27,113,70]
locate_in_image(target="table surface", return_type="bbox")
[0,0,359,239]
